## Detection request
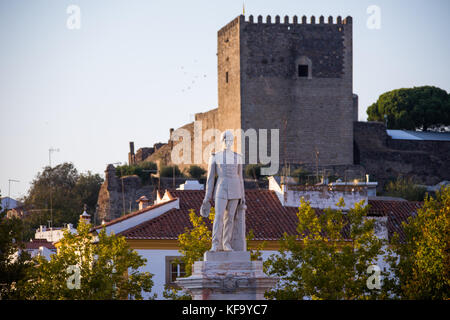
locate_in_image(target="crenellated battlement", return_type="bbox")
[218,15,352,37]
[245,14,352,25]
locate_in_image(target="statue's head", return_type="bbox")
[220,130,234,150]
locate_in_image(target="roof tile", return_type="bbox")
[117,190,422,243]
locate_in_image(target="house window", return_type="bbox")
[226,71,229,83]
[298,64,309,78]
[165,256,186,287]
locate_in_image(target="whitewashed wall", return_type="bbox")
[135,249,180,299]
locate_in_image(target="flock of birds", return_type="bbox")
[179,60,208,93]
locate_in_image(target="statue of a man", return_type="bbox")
[201,130,246,252]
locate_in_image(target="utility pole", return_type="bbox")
[142,169,158,204]
[314,148,320,184]
[94,204,99,226]
[48,147,59,228]
[7,179,20,210]
[49,147,60,168]
[173,166,175,189]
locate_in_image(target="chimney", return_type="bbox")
[79,204,91,224]
[128,141,136,165]
[170,128,174,149]
[137,196,151,210]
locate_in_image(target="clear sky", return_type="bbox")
[1,0,449,199]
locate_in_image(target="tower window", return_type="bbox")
[298,64,309,77]
[226,72,229,83]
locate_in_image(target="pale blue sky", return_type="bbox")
[1,0,449,199]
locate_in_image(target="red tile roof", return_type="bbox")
[367,200,422,241]
[118,190,422,242]
[92,198,177,231]
[25,239,56,250]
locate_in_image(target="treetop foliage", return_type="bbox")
[187,165,206,180]
[115,161,157,184]
[384,186,450,299]
[264,198,386,300]
[367,86,450,131]
[0,191,32,300]
[18,220,154,300]
[23,162,103,237]
[384,176,427,201]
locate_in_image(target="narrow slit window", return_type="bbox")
[298,64,309,78]
[226,72,229,83]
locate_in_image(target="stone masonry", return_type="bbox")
[220,15,354,166]
[120,15,449,196]
[145,15,355,170]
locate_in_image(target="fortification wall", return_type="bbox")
[218,15,354,166]
[354,121,450,190]
[218,16,242,135]
[97,165,156,221]
[144,108,220,171]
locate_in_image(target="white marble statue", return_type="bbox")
[201,130,247,252]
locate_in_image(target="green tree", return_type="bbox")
[291,167,319,185]
[178,209,215,278]
[116,162,157,184]
[23,163,103,237]
[245,163,264,180]
[177,208,264,277]
[187,165,206,180]
[0,192,31,299]
[160,165,181,178]
[384,186,450,299]
[18,219,154,300]
[384,176,426,201]
[73,171,104,213]
[264,198,386,300]
[367,86,450,131]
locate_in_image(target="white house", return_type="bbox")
[34,223,77,243]
[23,239,57,260]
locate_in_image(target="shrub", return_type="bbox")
[384,176,427,201]
[160,165,181,178]
[116,162,157,184]
[188,165,206,179]
[245,164,263,179]
[291,167,318,185]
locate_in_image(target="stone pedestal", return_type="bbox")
[176,251,278,300]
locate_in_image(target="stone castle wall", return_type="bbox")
[140,15,355,170]
[219,15,354,166]
[354,121,450,190]
[128,16,449,192]
[97,165,155,221]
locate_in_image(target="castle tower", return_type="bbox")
[217,15,354,167]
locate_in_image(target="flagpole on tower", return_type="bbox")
[243,1,245,15]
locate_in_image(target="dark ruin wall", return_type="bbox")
[144,108,220,171]
[354,121,450,191]
[97,165,156,221]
